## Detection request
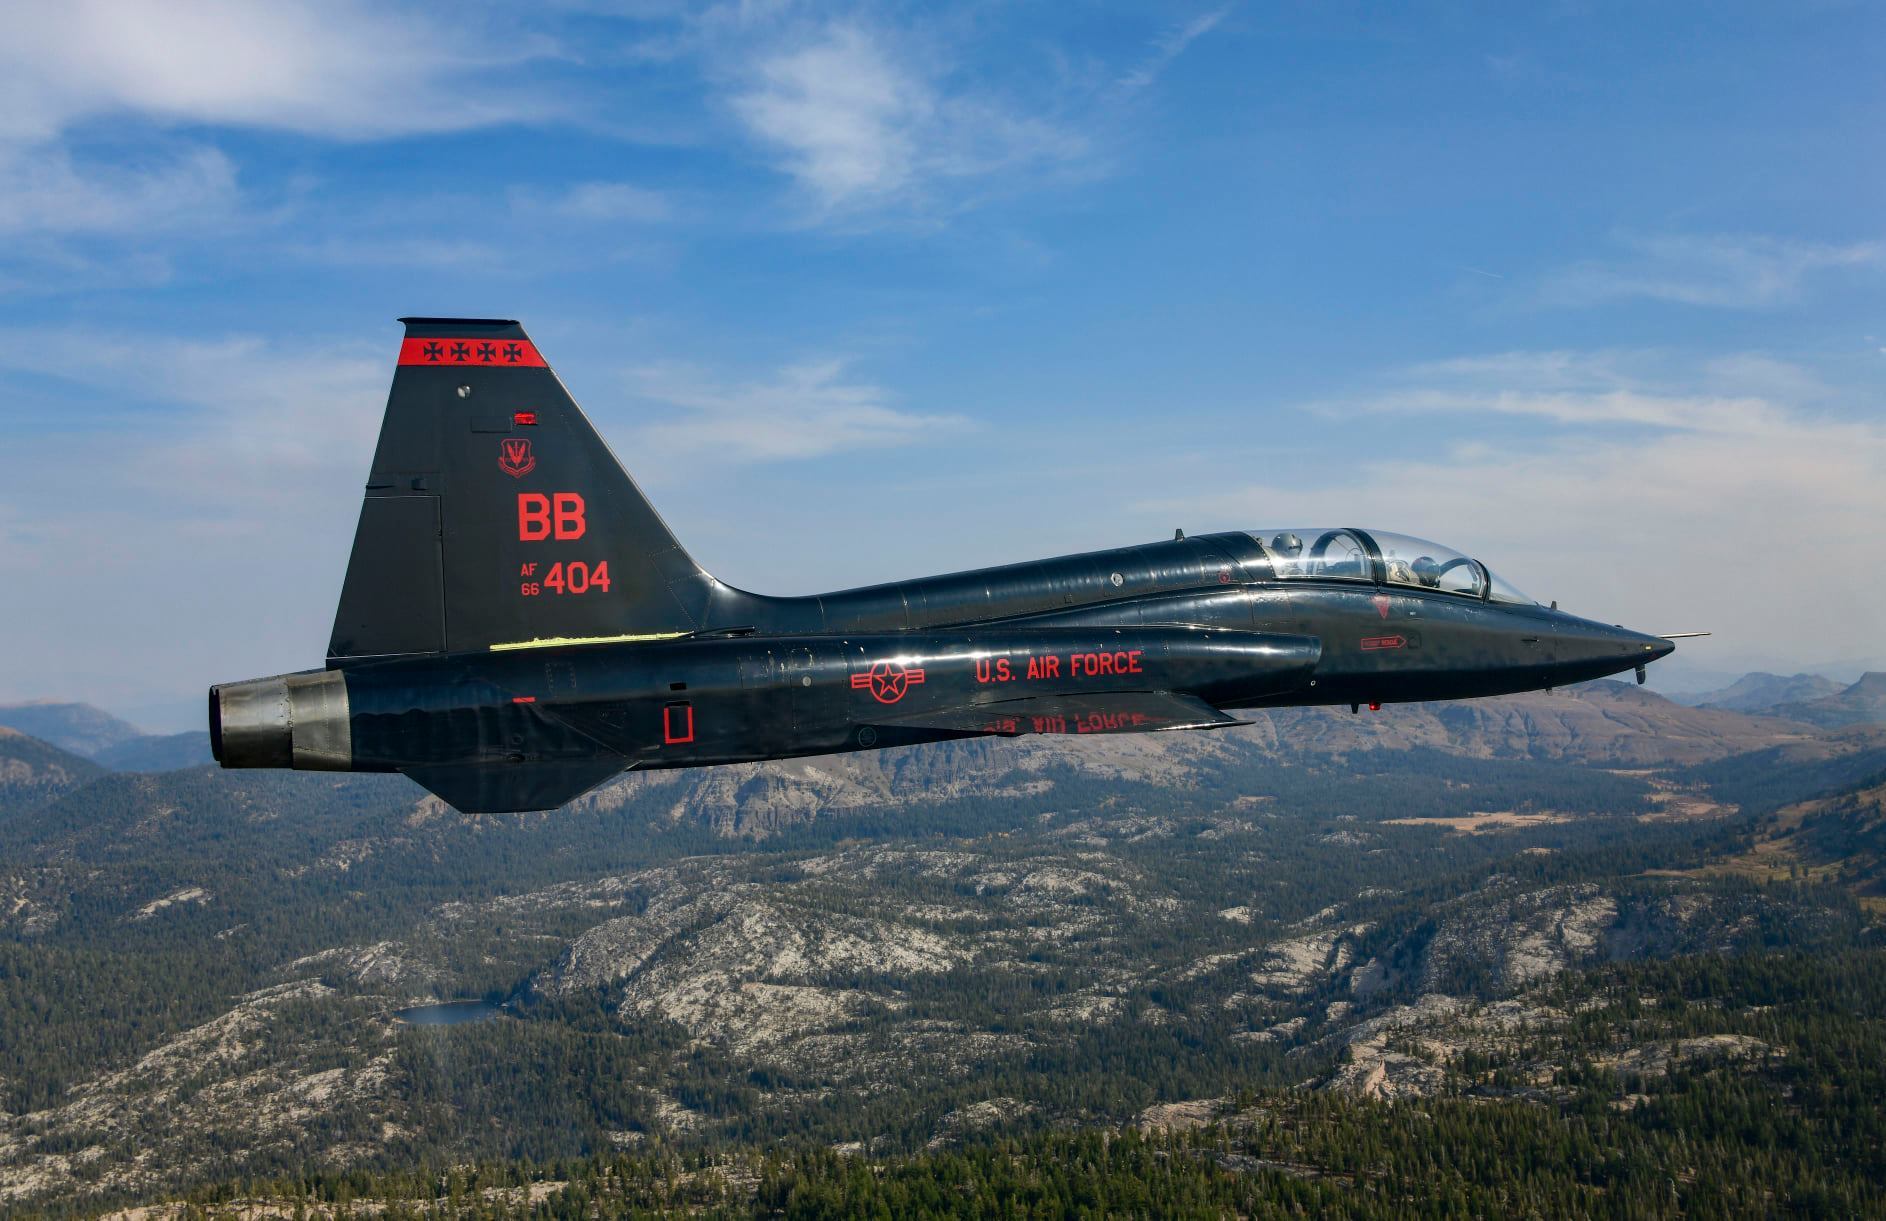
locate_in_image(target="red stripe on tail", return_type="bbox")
[398,338,549,367]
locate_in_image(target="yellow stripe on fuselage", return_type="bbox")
[489,632,689,652]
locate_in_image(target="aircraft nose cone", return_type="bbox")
[1611,626,1674,665]
[1546,619,1676,685]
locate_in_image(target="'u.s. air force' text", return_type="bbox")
[974,650,1144,684]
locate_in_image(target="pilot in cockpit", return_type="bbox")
[1386,554,1441,587]
[1270,532,1303,577]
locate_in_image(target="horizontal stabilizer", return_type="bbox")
[878,691,1245,737]
[403,759,628,813]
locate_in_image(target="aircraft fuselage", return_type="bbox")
[215,530,1670,811]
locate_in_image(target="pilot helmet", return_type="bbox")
[1271,532,1303,557]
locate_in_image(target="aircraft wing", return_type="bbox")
[873,691,1247,737]
[403,759,628,813]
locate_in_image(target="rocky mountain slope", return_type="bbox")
[0,702,144,758]
[1675,671,1843,713]
[0,727,102,817]
[1774,672,1886,729]
[0,796,1866,1208]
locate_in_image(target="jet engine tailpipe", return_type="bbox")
[208,670,353,771]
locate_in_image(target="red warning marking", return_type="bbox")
[398,337,548,367]
[1361,635,1406,651]
[512,695,536,704]
[663,703,694,745]
[851,661,926,704]
[1372,593,1391,619]
[499,437,536,478]
[513,411,538,426]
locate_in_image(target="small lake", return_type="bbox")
[393,1000,504,1026]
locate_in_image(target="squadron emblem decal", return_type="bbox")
[851,660,926,704]
[499,437,536,479]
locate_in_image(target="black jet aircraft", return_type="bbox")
[210,318,1681,812]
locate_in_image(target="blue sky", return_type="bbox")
[1,1,1882,727]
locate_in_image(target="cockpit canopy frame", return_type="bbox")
[1246,528,1535,605]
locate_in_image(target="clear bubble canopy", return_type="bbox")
[1248,529,1536,605]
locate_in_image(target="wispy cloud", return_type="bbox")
[537,181,674,223]
[1354,350,1795,434]
[0,327,387,498]
[0,325,391,706]
[0,144,239,238]
[621,357,966,469]
[722,20,1087,220]
[0,0,557,246]
[0,0,555,144]
[1541,232,1883,309]
[1117,5,1234,93]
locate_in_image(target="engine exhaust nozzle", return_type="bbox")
[208,670,352,771]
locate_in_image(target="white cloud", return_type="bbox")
[724,20,1086,218]
[1117,5,1234,93]
[0,0,553,144]
[620,357,965,469]
[0,0,556,243]
[1541,233,1883,309]
[1142,350,1886,667]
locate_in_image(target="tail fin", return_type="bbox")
[329,318,710,661]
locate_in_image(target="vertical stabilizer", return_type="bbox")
[329,318,710,661]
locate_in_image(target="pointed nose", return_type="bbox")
[1608,625,1674,665]
[1544,619,1676,685]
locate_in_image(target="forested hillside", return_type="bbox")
[0,682,1879,1215]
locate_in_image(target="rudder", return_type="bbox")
[329,318,710,661]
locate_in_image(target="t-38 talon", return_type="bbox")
[210,318,1680,812]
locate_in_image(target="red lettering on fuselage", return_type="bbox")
[1069,650,1143,678]
[1021,654,1064,680]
